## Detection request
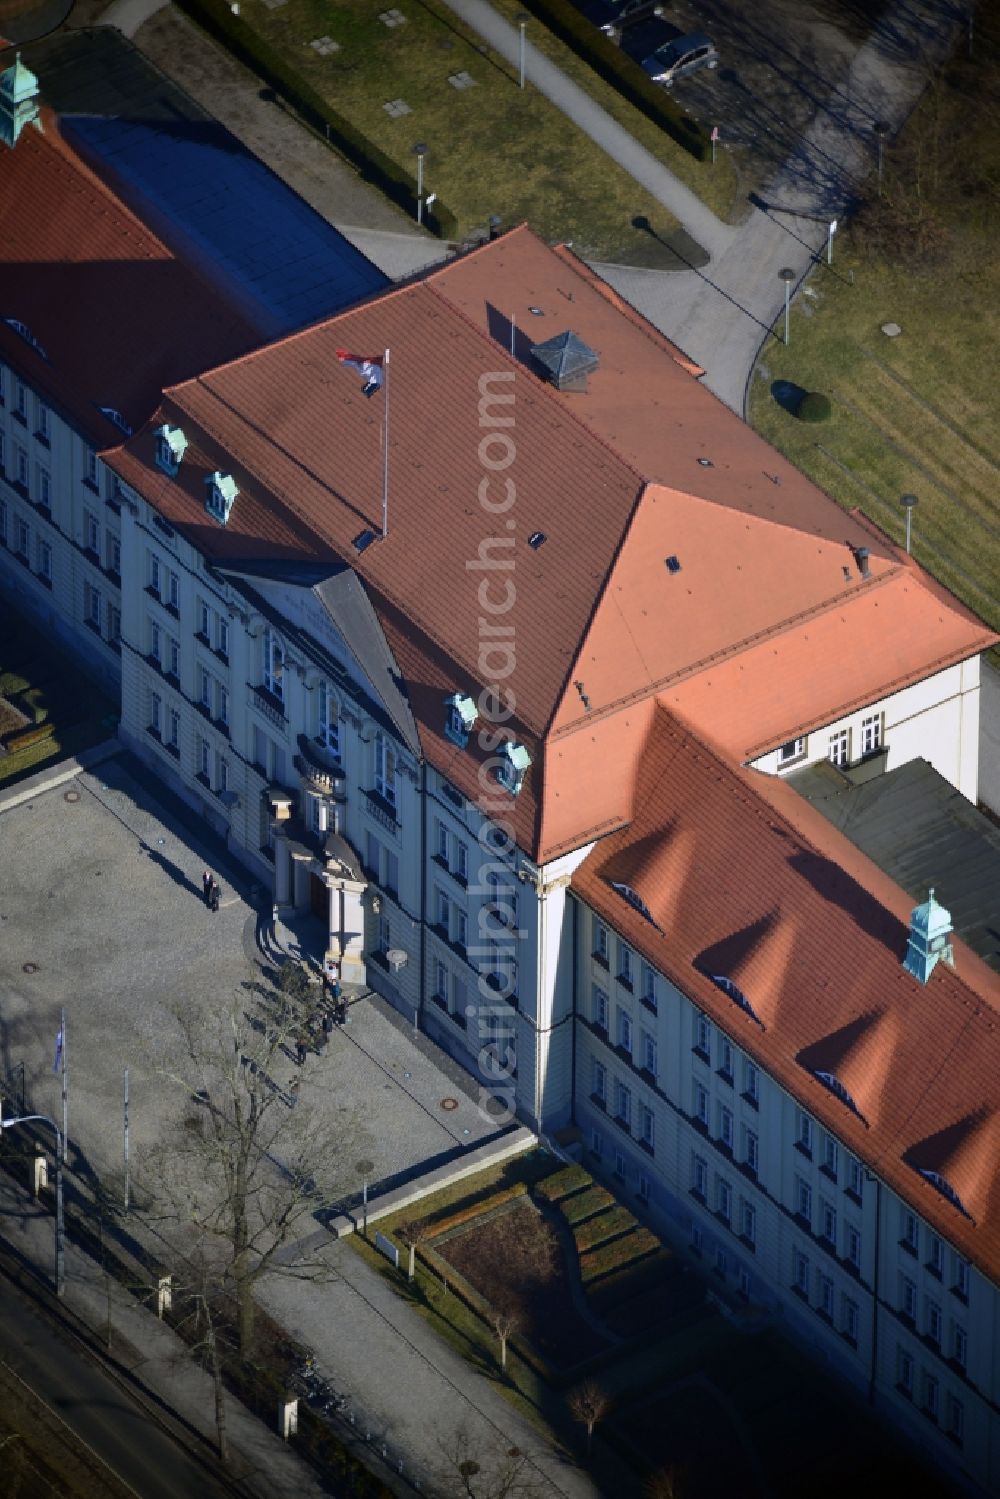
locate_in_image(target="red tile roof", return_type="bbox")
[0,113,259,446]
[105,226,996,861]
[573,707,1000,1283]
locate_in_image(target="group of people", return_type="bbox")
[201,869,222,912]
[292,970,348,1066]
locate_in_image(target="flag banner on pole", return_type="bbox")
[336,349,384,398]
[53,1027,63,1074]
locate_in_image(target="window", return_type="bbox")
[846,1155,863,1202]
[437,824,451,864]
[216,616,229,658]
[641,1031,657,1077]
[618,942,633,988]
[691,1154,708,1200]
[927,1234,943,1278]
[793,1249,810,1296]
[694,1013,711,1057]
[841,1296,859,1345]
[107,535,121,577]
[84,510,99,554]
[197,598,210,639]
[861,714,882,756]
[614,1080,632,1129]
[454,908,467,953]
[199,668,212,711]
[922,1373,939,1422]
[795,1178,812,1226]
[637,1173,650,1204]
[384,850,398,897]
[738,1266,750,1300]
[821,1134,839,1180]
[36,400,50,442]
[456,842,468,883]
[778,736,806,765]
[317,682,340,754]
[828,729,850,767]
[640,963,657,1010]
[15,516,29,558]
[107,605,120,648]
[616,1008,632,1055]
[743,1126,758,1179]
[434,960,448,1003]
[592,1060,607,1105]
[36,465,50,510]
[897,1346,914,1398]
[217,685,228,728]
[149,691,162,736]
[951,1322,967,1371]
[262,627,284,701]
[817,1272,834,1320]
[167,570,180,612]
[614,1149,626,1180]
[845,1223,861,1270]
[952,1254,969,1301]
[639,1103,654,1150]
[900,1209,918,1255]
[743,1059,759,1106]
[85,446,99,487]
[435,888,450,934]
[900,1275,917,1323]
[717,1035,733,1082]
[591,984,608,1031]
[741,1199,756,1246]
[714,1247,727,1278]
[36,538,51,581]
[693,1081,708,1128]
[149,620,162,666]
[719,1105,734,1152]
[15,443,28,491]
[166,709,180,751]
[84,581,102,630]
[925,1299,942,1347]
[795,1110,813,1156]
[14,379,27,421]
[946,1394,964,1446]
[374,732,397,809]
[167,636,180,680]
[590,1127,604,1160]
[820,1199,837,1245]
[593,920,609,964]
[148,552,161,597]
[716,1177,732,1225]
[198,736,211,781]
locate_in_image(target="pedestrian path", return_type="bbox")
[440,0,732,261]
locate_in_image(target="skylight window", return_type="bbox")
[706,973,764,1028]
[528,532,546,549]
[205,471,238,526]
[444,692,477,747]
[496,740,531,796]
[665,555,681,574]
[610,881,659,928]
[353,529,378,554]
[155,423,187,477]
[918,1169,972,1220]
[3,318,47,361]
[812,1070,866,1123]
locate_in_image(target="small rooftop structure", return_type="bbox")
[530,330,599,391]
[0,50,40,147]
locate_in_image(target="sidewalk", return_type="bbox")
[441,0,731,261]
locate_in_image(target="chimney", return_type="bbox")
[902,887,954,983]
[856,546,870,578]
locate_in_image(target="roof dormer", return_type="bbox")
[496,740,531,796]
[205,471,238,526]
[155,423,187,477]
[902,887,954,984]
[444,692,477,747]
[0,53,41,149]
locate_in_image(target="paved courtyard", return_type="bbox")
[0,751,504,1211]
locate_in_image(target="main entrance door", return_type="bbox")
[310,873,328,921]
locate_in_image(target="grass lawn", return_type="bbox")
[0,601,117,787]
[236,0,695,260]
[749,24,1000,669]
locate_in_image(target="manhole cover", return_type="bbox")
[22,962,38,974]
[440,1097,459,1112]
[63,790,80,803]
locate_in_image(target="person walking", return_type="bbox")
[202,869,212,904]
[296,1037,307,1066]
[210,879,221,913]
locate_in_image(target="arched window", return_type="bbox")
[263,627,284,703]
[317,681,340,755]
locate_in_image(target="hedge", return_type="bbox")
[557,1184,616,1225]
[533,1163,593,1202]
[5,720,56,752]
[424,1180,528,1239]
[518,0,711,161]
[172,0,460,240]
[579,1226,660,1283]
[572,1205,637,1253]
[795,391,832,422]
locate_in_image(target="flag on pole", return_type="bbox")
[53,1026,64,1074]
[336,349,384,398]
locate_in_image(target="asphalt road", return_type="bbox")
[0,1263,236,1499]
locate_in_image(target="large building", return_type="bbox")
[3,39,1000,1495]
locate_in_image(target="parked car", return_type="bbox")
[639,30,719,85]
[618,14,679,63]
[567,0,663,34]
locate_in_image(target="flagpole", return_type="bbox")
[381,347,390,539]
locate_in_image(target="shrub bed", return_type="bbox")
[533,1163,592,1202]
[572,1205,637,1253]
[579,1226,660,1283]
[424,1180,528,1238]
[519,0,711,160]
[6,721,56,753]
[586,1249,676,1311]
[173,0,459,238]
[557,1184,616,1225]
[795,391,832,422]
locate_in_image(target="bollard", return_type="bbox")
[279,1396,299,1439]
[156,1275,172,1318]
[33,1151,47,1196]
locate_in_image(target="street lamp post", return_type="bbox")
[516,12,529,89]
[413,143,427,227]
[901,492,918,555]
[356,1158,375,1238]
[0,1114,64,1296]
[779,267,795,346]
[826,218,838,267]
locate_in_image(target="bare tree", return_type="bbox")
[437,1427,546,1498]
[144,973,366,1358]
[397,1217,431,1282]
[646,1465,686,1499]
[491,1302,519,1373]
[567,1380,610,1458]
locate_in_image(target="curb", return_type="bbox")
[0,737,122,815]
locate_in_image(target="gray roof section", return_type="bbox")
[786,757,1000,973]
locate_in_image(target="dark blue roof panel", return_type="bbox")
[63,112,388,338]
